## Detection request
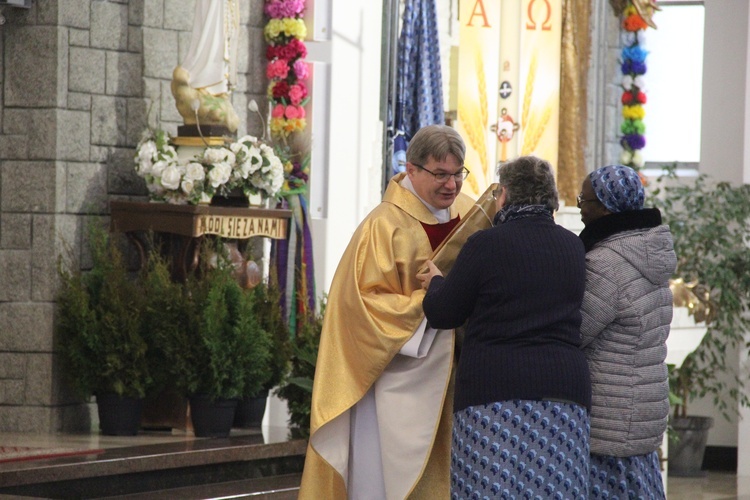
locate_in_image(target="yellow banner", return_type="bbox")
[516,0,562,170]
[457,0,562,189]
[457,0,501,198]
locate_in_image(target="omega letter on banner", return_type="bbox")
[457,0,562,197]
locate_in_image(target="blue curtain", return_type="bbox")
[390,0,444,176]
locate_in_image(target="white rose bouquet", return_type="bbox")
[229,135,285,199]
[134,129,285,205]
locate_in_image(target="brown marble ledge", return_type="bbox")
[0,432,307,488]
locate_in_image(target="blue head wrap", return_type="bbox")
[588,165,644,213]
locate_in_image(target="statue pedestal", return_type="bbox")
[171,124,235,148]
[177,124,232,138]
[171,135,227,147]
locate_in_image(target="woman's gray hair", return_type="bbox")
[406,125,466,166]
[496,156,559,211]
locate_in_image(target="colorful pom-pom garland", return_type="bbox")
[619,3,653,171]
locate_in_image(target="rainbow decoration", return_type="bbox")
[619,2,651,171]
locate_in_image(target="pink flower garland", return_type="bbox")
[264,0,309,140]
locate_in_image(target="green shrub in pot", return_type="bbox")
[56,224,150,400]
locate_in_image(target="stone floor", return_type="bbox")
[668,471,750,499]
[0,428,748,498]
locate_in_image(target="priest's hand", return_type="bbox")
[417,260,443,290]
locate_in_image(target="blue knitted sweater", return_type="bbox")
[423,215,592,412]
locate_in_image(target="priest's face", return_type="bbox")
[406,154,464,210]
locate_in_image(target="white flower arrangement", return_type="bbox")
[134,128,285,205]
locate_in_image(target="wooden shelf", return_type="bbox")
[109,200,293,282]
[110,200,292,240]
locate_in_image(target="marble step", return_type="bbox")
[106,473,302,499]
[0,434,306,499]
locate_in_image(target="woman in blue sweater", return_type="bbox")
[418,156,591,500]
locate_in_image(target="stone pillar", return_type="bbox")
[0,2,88,433]
[585,1,624,173]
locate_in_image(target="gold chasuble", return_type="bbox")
[299,173,475,499]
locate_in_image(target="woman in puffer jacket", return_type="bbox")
[577,164,676,500]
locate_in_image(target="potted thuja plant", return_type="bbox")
[176,243,273,437]
[652,169,750,475]
[234,275,291,428]
[138,243,192,430]
[56,224,150,435]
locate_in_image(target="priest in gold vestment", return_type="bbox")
[299,125,476,499]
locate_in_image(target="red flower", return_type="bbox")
[287,39,308,59]
[621,91,647,105]
[266,39,308,62]
[272,80,290,99]
[266,59,290,80]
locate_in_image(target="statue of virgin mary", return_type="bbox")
[171,0,241,134]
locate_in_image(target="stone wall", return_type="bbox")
[586,1,624,173]
[0,0,267,433]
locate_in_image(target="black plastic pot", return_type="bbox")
[189,394,238,438]
[96,393,144,436]
[669,415,714,477]
[233,390,269,428]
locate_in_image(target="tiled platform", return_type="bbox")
[0,426,305,498]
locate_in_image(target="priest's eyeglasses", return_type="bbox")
[412,163,470,183]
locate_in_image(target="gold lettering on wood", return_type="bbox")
[194,215,287,239]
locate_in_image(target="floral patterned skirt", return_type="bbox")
[589,451,666,500]
[451,399,590,500]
